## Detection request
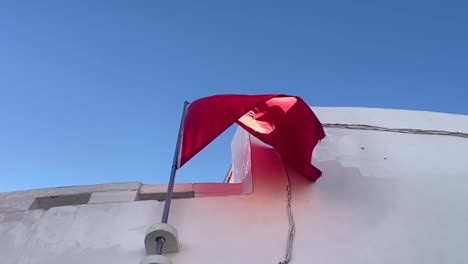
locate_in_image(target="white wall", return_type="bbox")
[1,107,467,264]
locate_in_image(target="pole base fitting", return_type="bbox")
[144,223,179,255]
[140,255,172,264]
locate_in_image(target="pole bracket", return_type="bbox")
[140,255,173,264]
[144,223,180,255]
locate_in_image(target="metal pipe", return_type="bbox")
[155,237,165,255]
[156,101,190,255]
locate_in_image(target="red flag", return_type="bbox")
[179,94,326,181]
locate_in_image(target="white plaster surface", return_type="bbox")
[0,201,163,264]
[1,107,467,264]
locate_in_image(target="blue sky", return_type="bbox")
[1,1,467,192]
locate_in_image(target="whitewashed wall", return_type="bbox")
[1,107,467,264]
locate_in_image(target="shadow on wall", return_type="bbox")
[287,159,397,231]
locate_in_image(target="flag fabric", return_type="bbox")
[178,94,326,181]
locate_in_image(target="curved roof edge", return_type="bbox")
[312,107,468,134]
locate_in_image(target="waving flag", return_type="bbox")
[178,94,325,181]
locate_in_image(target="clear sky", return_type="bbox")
[1,1,467,192]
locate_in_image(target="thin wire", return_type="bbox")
[279,160,295,264]
[322,123,468,139]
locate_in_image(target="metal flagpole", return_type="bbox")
[156,101,190,255]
